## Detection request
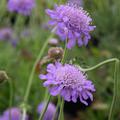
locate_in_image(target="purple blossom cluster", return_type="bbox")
[7,0,36,16]
[40,62,95,105]
[46,4,95,49]
[37,102,56,120]
[0,107,28,120]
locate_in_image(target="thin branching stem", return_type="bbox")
[78,58,119,120]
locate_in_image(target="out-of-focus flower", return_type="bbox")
[0,107,28,120]
[46,4,95,49]
[0,28,18,47]
[37,102,56,120]
[40,62,95,105]
[0,28,13,41]
[20,29,33,39]
[7,0,36,16]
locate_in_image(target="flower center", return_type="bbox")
[55,65,85,88]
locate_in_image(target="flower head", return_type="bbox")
[37,102,56,120]
[0,28,18,47]
[7,0,35,16]
[40,62,95,105]
[46,4,95,49]
[1,107,28,120]
[0,28,13,41]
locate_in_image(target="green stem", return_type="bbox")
[21,34,53,120]
[58,98,64,120]
[23,34,53,103]
[108,59,119,120]
[57,39,67,120]
[21,108,27,120]
[61,39,67,63]
[52,96,61,120]
[78,58,118,72]
[79,58,119,120]
[8,79,13,120]
[8,79,13,109]
[38,95,51,120]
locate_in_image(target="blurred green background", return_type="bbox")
[0,0,120,120]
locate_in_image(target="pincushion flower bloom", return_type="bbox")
[1,107,28,120]
[37,102,56,120]
[46,4,96,49]
[7,0,35,16]
[40,62,95,105]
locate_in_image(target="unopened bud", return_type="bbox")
[48,47,64,60]
[0,71,9,84]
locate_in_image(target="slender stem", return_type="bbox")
[78,58,118,72]
[52,96,61,120]
[8,79,13,120]
[21,108,27,120]
[79,58,119,120]
[108,59,119,120]
[21,34,53,120]
[38,95,51,120]
[23,34,53,103]
[57,39,68,120]
[8,79,13,109]
[61,39,68,63]
[58,98,64,120]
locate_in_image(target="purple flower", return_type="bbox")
[0,28,18,47]
[37,102,56,120]
[0,28,13,41]
[7,0,36,16]
[46,4,96,49]
[40,62,95,105]
[0,107,28,120]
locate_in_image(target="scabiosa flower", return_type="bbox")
[46,4,96,49]
[7,0,36,16]
[40,62,95,105]
[37,102,56,120]
[1,107,28,120]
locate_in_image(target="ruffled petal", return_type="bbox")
[79,94,88,106]
[49,85,63,96]
[61,88,71,102]
[39,74,47,80]
[71,90,78,103]
[67,38,76,49]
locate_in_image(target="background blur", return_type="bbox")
[0,0,120,120]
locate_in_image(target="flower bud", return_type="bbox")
[48,47,64,60]
[0,71,9,84]
[48,38,59,46]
